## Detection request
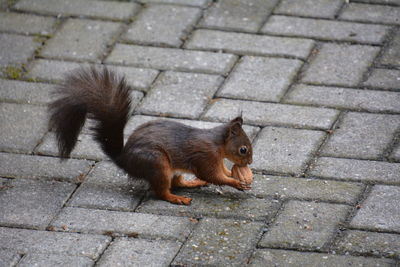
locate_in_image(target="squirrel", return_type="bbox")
[49,67,253,205]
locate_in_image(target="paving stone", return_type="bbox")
[173,218,263,266]
[139,0,210,6]
[203,99,339,129]
[284,84,400,113]
[97,238,181,267]
[138,192,280,221]
[336,230,400,258]
[200,0,278,32]
[0,249,21,267]
[302,43,379,87]
[27,59,159,91]
[308,157,400,184]
[274,0,344,19]
[217,56,303,102]
[185,29,315,59]
[106,44,237,75]
[138,71,223,118]
[124,4,201,47]
[0,34,40,67]
[0,103,48,153]
[0,79,53,105]
[350,185,400,232]
[354,0,400,5]
[340,3,400,25]
[252,127,325,175]
[391,145,400,161]
[249,175,364,204]
[0,227,110,259]
[18,254,93,267]
[322,113,400,160]
[363,68,400,91]
[261,15,388,45]
[259,200,350,250]
[380,29,400,66]
[41,19,121,62]
[0,152,93,182]
[249,248,394,266]
[51,207,193,241]
[14,0,140,20]
[0,178,76,229]
[0,12,56,35]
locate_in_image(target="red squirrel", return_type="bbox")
[49,67,253,205]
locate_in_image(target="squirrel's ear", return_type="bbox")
[230,116,243,126]
[226,121,242,139]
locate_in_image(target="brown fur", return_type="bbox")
[49,67,253,205]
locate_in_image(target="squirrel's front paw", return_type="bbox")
[233,180,252,191]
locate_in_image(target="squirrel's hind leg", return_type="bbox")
[171,174,208,188]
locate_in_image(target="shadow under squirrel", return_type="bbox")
[49,67,253,205]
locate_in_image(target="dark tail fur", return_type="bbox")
[49,67,132,161]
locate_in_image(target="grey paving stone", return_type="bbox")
[274,0,344,18]
[14,0,140,20]
[308,157,400,184]
[173,218,263,266]
[97,238,181,267]
[391,145,400,161]
[322,113,400,159]
[302,43,379,87]
[0,79,53,105]
[41,19,121,62]
[0,178,75,229]
[250,175,364,204]
[0,12,56,35]
[380,29,400,66]
[106,44,237,75]
[0,34,40,67]
[284,84,400,113]
[260,200,350,250]
[18,254,93,267]
[363,68,400,91]
[200,0,278,32]
[350,185,400,232]
[51,207,193,241]
[185,29,315,59]
[27,59,159,91]
[354,0,400,5]
[249,248,394,266]
[0,103,48,153]
[252,127,325,174]
[340,3,400,25]
[138,192,279,221]
[139,0,210,6]
[0,152,93,182]
[261,15,388,45]
[124,4,201,47]
[203,99,339,129]
[0,249,21,267]
[218,56,303,102]
[336,230,400,258]
[0,227,110,259]
[138,71,223,118]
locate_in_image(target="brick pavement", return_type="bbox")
[0,0,399,266]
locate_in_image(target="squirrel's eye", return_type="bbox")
[239,146,247,155]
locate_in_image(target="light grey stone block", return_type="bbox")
[138,71,223,118]
[260,200,350,249]
[0,249,21,267]
[173,218,263,266]
[97,238,181,267]
[261,15,389,44]
[0,34,40,67]
[363,68,400,90]
[380,29,400,66]
[309,157,400,184]
[0,79,53,105]
[251,127,326,175]
[106,44,237,75]
[41,19,121,62]
[218,56,303,102]
[284,84,400,113]
[0,12,56,35]
[302,43,380,86]
[200,0,278,32]
[124,4,201,47]
[391,145,400,161]
[352,0,400,5]
[274,0,343,18]
[139,0,210,6]
[0,178,75,229]
[340,2,400,25]
[185,29,315,59]
[19,254,94,267]
[203,99,339,129]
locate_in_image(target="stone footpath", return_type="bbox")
[0,0,400,266]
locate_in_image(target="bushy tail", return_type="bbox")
[49,67,132,160]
